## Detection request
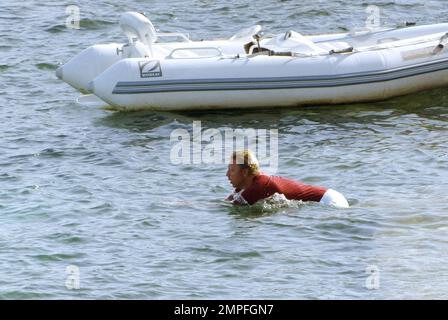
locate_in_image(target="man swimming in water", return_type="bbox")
[226,150,349,208]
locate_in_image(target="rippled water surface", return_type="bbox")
[1,0,448,299]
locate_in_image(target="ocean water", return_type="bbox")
[0,0,447,299]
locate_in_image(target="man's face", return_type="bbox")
[226,163,247,189]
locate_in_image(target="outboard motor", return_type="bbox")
[119,12,157,56]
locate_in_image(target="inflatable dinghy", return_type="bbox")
[57,12,448,111]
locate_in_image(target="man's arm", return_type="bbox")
[226,190,249,205]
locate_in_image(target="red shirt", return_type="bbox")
[230,174,327,205]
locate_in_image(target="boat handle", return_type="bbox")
[166,47,224,59]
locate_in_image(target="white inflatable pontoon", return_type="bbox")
[57,12,448,111]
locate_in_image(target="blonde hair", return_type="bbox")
[231,150,260,175]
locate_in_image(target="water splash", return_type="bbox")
[257,193,304,211]
[229,193,305,217]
